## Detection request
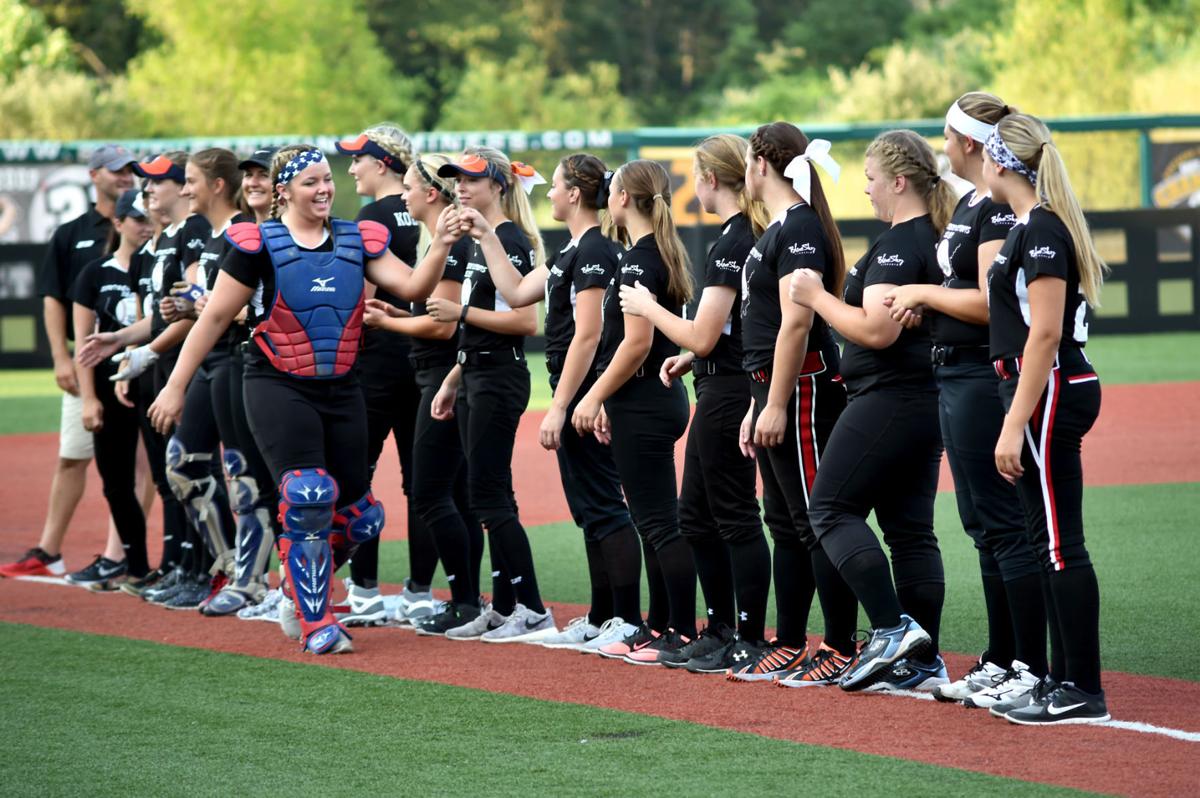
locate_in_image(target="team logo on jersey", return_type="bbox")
[187,237,204,250]
[621,265,643,277]
[311,276,336,293]
[508,253,524,267]
[994,253,1008,265]
[393,211,418,226]
[876,253,905,267]
[1028,245,1057,259]
[580,263,605,275]
[945,222,971,235]
[714,258,741,272]
[747,246,762,262]
[992,212,1017,226]
[446,255,458,266]
[550,265,565,277]
[75,239,95,249]
[788,242,817,256]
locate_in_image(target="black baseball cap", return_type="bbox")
[239,147,276,171]
[115,188,148,219]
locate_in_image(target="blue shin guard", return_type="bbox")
[166,436,232,575]
[223,450,274,595]
[331,491,385,570]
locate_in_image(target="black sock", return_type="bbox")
[1041,571,1065,683]
[466,511,484,603]
[896,580,944,658]
[642,538,669,631]
[1048,566,1103,694]
[1005,572,1048,676]
[980,571,1014,665]
[600,525,641,622]
[686,534,735,630]
[838,547,902,631]
[772,541,814,648]
[159,494,187,571]
[810,546,858,656]
[407,504,440,588]
[727,534,771,643]
[487,516,544,614]
[487,533,516,616]
[424,510,476,606]
[349,536,380,590]
[654,537,697,638]
[584,538,613,625]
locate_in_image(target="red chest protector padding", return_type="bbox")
[229,219,389,378]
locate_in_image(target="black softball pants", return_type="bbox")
[810,387,945,654]
[357,359,438,590]
[141,364,188,571]
[605,374,696,636]
[458,360,543,614]
[411,363,482,607]
[750,370,857,652]
[937,357,1045,672]
[679,373,769,641]
[996,348,1103,693]
[93,364,149,577]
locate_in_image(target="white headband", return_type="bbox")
[782,139,840,204]
[946,101,995,144]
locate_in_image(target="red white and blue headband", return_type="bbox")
[277,149,326,185]
[985,128,1037,186]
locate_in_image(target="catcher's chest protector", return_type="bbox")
[255,219,365,378]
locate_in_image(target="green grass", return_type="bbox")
[3,332,1197,434]
[380,482,1200,682]
[0,624,1096,797]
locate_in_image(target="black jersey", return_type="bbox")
[70,255,139,335]
[149,214,210,340]
[740,203,840,373]
[690,213,752,374]
[544,226,620,372]
[459,221,535,354]
[932,191,1016,346]
[596,234,682,376]
[356,195,422,371]
[840,216,940,396]
[410,236,472,367]
[37,204,113,340]
[130,237,157,321]
[987,206,1089,360]
[196,214,252,349]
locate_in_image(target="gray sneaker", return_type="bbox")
[481,603,556,644]
[394,579,439,625]
[238,588,282,622]
[339,580,388,627]
[278,594,302,640]
[540,616,602,651]
[445,603,506,641]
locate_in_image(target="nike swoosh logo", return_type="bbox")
[97,565,122,577]
[1047,702,1087,716]
[525,618,546,631]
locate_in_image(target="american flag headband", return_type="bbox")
[277,150,326,185]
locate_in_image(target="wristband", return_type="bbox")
[459,304,470,323]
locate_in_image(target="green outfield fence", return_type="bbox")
[1,114,1198,367]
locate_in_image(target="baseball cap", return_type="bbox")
[115,188,148,220]
[133,155,186,183]
[239,147,277,171]
[437,153,508,190]
[335,134,407,173]
[87,144,137,172]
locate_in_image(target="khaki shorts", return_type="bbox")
[59,391,95,461]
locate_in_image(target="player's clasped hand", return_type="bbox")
[883,285,925,329]
[788,268,824,307]
[618,280,655,317]
[77,331,123,369]
[147,382,184,435]
[994,422,1025,484]
[425,296,462,323]
[363,297,409,328]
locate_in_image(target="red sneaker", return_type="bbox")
[0,548,66,578]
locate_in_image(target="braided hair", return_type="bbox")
[866,130,955,236]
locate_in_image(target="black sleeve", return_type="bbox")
[620,249,666,296]
[1022,216,1074,283]
[180,216,212,269]
[573,235,619,292]
[221,247,270,289]
[68,259,99,309]
[37,225,71,301]
[775,214,828,278]
[863,228,928,289]
[705,231,752,290]
[979,200,1017,244]
[443,237,472,283]
[498,226,535,277]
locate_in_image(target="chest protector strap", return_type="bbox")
[254,219,366,378]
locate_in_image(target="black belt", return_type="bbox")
[456,348,525,367]
[931,344,991,366]
[693,359,741,377]
[409,353,455,371]
[546,353,565,375]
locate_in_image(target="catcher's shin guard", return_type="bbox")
[331,491,385,570]
[278,468,351,654]
[166,436,232,575]
[223,449,274,594]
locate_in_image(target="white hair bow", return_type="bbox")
[783,139,840,203]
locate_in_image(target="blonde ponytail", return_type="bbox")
[995,114,1108,306]
[616,160,693,305]
[694,134,770,237]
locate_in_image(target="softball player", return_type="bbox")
[618,135,772,672]
[886,93,1049,704]
[790,130,953,693]
[981,113,1109,725]
[571,159,698,665]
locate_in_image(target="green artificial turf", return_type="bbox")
[0,623,1096,797]
[380,482,1200,682]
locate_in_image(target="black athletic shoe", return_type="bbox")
[415,603,481,637]
[143,568,185,603]
[65,555,126,587]
[686,634,744,674]
[661,623,735,669]
[119,570,163,598]
[1004,681,1110,725]
[988,675,1059,718]
[161,576,210,610]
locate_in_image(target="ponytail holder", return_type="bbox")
[652,193,664,201]
[511,162,546,196]
[595,170,614,208]
[782,139,840,204]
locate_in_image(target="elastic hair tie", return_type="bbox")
[652,193,664,201]
[595,170,615,208]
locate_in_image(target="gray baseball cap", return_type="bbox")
[88,144,137,172]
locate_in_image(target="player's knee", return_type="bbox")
[223,449,264,514]
[334,491,385,545]
[166,436,215,503]
[279,468,338,538]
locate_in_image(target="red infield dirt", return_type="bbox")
[1,380,1198,797]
